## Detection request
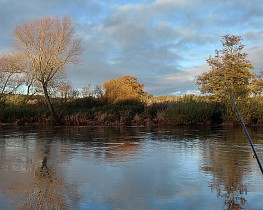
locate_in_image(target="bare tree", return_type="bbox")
[13,16,83,116]
[20,72,40,105]
[0,52,25,101]
[93,84,103,98]
[81,83,92,98]
[70,88,80,99]
[58,81,72,102]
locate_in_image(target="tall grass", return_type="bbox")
[163,101,225,126]
[1,95,263,126]
[227,97,263,125]
[0,105,47,124]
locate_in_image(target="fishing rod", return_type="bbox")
[220,73,263,174]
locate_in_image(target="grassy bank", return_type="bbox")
[1,95,263,126]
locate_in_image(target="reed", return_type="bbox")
[0,105,47,124]
[1,94,263,126]
[164,101,219,125]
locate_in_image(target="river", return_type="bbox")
[0,126,262,209]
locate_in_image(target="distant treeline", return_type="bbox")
[1,94,263,126]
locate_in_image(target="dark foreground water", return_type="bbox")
[0,126,263,210]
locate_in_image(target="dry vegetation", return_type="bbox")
[1,93,263,127]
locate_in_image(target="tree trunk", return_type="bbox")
[42,83,57,117]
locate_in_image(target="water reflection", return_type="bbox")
[0,126,262,209]
[18,138,76,209]
[208,168,247,210]
[0,127,81,209]
[203,129,252,209]
[201,128,259,210]
[149,127,262,209]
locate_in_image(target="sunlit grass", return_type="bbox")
[1,95,263,126]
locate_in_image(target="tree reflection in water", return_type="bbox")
[1,126,141,210]
[150,127,251,209]
[202,128,255,210]
[18,140,68,209]
[0,128,81,210]
[208,168,247,210]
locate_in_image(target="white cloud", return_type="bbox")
[247,44,263,72]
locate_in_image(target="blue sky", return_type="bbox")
[1,0,263,95]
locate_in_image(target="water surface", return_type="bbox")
[0,126,262,209]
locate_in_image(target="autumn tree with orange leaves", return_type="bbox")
[13,16,83,116]
[196,35,254,101]
[102,75,149,103]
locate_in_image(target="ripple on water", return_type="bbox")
[0,126,263,210]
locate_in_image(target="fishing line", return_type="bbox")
[220,73,263,174]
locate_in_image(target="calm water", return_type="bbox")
[0,126,263,210]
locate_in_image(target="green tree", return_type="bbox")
[102,75,148,103]
[196,35,254,101]
[13,16,83,116]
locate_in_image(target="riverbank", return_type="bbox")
[1,96,263,126]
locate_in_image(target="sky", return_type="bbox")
[1,0,263,96]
